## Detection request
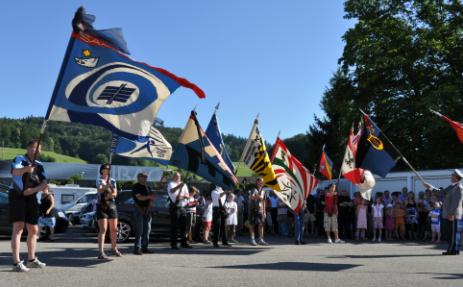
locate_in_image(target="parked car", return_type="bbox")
[0,183,69,235]
[81,190,172,242]
[64,193,98,225]
[115,190,171,242]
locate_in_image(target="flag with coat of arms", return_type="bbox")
[45,7,205,139]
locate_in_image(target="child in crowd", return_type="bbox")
[429,201,441,243]
[225,193,238,243]
[356,199,368,240]
[393,201,406,240]
[372,197,384,242]
[405,192,418,240]
[202,195,213,244]
[384,204,394,240]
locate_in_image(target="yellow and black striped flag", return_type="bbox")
[239,117,280,191]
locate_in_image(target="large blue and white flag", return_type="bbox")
[205,112,235,172]
[46,7,205,139]
[171,111,238,190]
[111,126,172,165]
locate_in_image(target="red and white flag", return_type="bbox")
[430,109,463,144]
[341,123,364,184]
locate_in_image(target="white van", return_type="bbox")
[45,184,97,210]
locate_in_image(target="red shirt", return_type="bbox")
[324,193,338,215]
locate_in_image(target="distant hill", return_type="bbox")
[0,117,251,166]
[0,147,86,163]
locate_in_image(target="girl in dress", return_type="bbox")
[356,199,368,240]
[225,193,238,243]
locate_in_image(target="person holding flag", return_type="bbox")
[9,140,48,272]
[96,163,121,259]
[424,170,463,255]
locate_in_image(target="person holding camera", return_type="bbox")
[9,139,48,272]
[212,185,231,248]
[167,172,191,249]
[96,163,121,259]
[132,172,155,255]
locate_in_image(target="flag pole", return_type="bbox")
[359,109,427,185]
[429,109,442,117]
[214,102,220,114]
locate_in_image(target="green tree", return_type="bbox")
[303,0,463,171]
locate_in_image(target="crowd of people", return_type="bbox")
[6,140,463,273]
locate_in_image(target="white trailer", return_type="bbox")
[41,184,97,210]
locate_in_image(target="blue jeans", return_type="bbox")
[133,209,152,250]
[278,217,289,236]
[294,213,305,242]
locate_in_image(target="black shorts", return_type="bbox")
[8,190,40,225]
[250,212,266,226]
[96,203,118,220]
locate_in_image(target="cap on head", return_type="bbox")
[137,172,148,178]
[453,169,463,180]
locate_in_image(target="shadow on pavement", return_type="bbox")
[332,254,443,259]
[0,247,111,268]
[144,245,265,256]
[212,261,362,271]
[416,272,463,280]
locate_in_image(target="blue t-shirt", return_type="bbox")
[96,176,117,204]
[10,155,47,192]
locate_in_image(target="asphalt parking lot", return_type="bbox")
[0,227,462,287]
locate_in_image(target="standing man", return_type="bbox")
[324,184,344,244]
[9,139,48,272]
[268,192,279,235]
[425,169,463,255]
[248,178,269,246]
[132,172,155,255]
[167,172,191,249]
[211,186,231,248]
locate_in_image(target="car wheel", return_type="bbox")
[117,220,132,243]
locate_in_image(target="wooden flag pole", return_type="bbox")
[359,109,427,185]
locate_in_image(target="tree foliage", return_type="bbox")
[298,0,463,171]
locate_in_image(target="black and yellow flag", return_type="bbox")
[239,118,280,191]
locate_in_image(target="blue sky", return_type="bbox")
[1,1,354,140]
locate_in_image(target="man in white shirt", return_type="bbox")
[167,172,191,249]
[211,186,231,247]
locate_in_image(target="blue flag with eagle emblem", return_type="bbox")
[111,126,172,165]
[45,7,205,139]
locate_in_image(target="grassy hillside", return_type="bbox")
[0,147,86,163]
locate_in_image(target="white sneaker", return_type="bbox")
[335,239,345,243]
[327,238,333,244]
[26,258,46,269]
[251,239,257,246]
[12,261,29,272]
[372,237,376,242]
[377,238,382,242]
[258,239,269,246]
